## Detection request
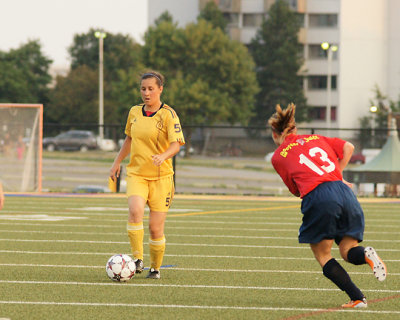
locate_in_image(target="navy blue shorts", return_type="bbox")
[299,181,365,245]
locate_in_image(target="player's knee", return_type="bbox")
[339,247,349,261]
[149,224,163,239]
[128,207,143,222]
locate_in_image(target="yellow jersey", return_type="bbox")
[125,103,185,179]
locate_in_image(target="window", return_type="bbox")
[308,45,338,60]
[309,14,338,28]
[308,106,337,121]
[296,13,305,28]
[243,13,263,27]
[223,12,239,27]
[219,0,233,10]
[283,0,298,10]
[308,76,337,90]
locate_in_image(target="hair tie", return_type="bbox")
[141,73,162,85]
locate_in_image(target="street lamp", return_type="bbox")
[94,31,106,140]
[321,42,338,130]
[370,105,378,146]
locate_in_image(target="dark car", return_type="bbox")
[43,130,97,152]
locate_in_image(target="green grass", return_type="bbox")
[0,195,399,319]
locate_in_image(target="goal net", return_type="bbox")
[0,104,43,192]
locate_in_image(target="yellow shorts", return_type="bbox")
[126,175,174,212]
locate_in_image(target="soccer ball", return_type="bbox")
[106,254,136,282]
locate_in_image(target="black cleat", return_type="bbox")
[134,259,144,274]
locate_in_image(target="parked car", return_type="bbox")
[349,153,366,164]
[43,130,97,152]
[264,151,274,162]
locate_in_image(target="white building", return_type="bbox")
[148,0,400,131]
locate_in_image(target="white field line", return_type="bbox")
[3,205,399,216]
[1,300,400,314]
[2,210,400,224]
[0,229,399,243]
[0,222,397,235]
[2,202,398,210]
[0,264,399,277]
[1,238,400,252]
[0,279,400,295]
[2,249,400,262]
[29,216,399,230]
[2,207,400,219]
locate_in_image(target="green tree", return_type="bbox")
[109,62,146,124]
[0,40,52,104]
[142,19,259,151]
[46,65,98,125]
[154,11,174,25]
[249,0,307,125]
[68,28,141,82]
[358,85,400,148]
[198,1,227,31]
[48,29,143,127]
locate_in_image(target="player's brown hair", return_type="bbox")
[268,103,297,137]
[140,71,164,87]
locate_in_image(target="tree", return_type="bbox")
[198,1,227,31]
[142,18,259,152]
[0,40,52,104]
[109,62,146,124]
[358,85,400,148]
[68,28,142,83]
[46,65,98,125]
[249,0,307,125]
[154,11,174,25]
[48,29,144,127]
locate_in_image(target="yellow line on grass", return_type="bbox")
[167,204,300,217]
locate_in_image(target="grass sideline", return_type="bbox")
[0,195,399,320]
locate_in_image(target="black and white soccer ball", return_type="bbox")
[106,254,136,282]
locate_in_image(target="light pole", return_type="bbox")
[370,105,378,147]
[94,31,106,140]
[321,42,338,130]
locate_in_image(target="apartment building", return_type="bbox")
[148,0,400,131]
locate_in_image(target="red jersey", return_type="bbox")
[271,134,346,198]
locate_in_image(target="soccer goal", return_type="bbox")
[0,104,43,192]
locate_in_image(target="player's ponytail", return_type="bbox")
[268,103,297,138]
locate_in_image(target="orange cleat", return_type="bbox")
[342,298,367,308]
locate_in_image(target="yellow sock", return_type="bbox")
[127,222,144,260]
[149,236,166,270]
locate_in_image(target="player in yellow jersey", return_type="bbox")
[109,71,185,279]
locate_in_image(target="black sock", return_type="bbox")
[347,246,366,265]
[322,258,364,301]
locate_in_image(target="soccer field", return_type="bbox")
[0,194,399,319]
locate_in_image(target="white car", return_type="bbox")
[264,152,274,162]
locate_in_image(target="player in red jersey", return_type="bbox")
[0,182,4,210]
[268,104,387,308]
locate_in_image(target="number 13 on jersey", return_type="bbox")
[299,147,336,176]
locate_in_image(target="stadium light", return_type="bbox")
[370,105,378,113]
[94,31,107,140]
[321,42,338,131]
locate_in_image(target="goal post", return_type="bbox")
[0,104,43,192]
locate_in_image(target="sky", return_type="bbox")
[0,0,148,70]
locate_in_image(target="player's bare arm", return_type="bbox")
[338,141,354,172]
[151,141,181,166]
[110,136,132,181]
[339,142,355,187]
